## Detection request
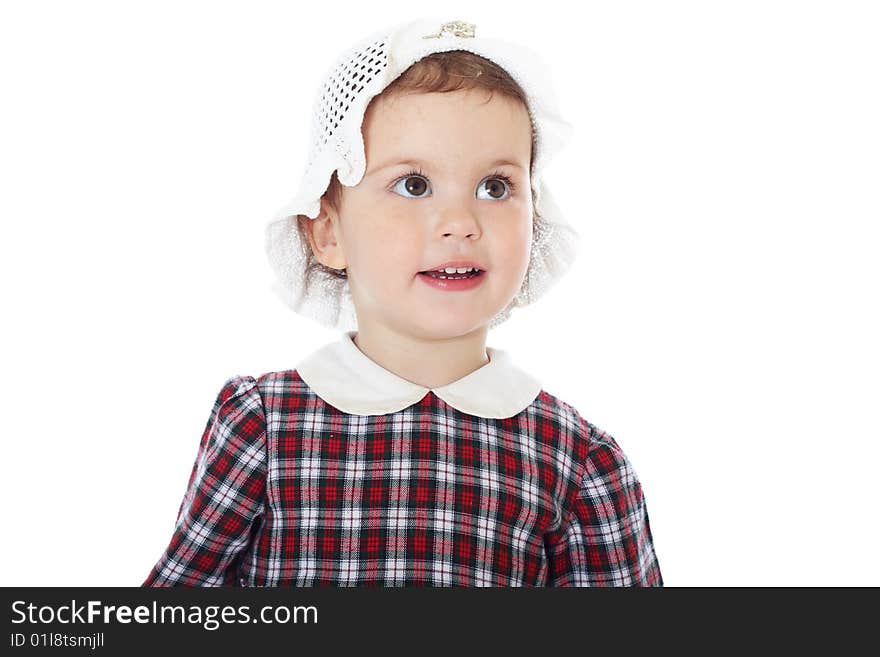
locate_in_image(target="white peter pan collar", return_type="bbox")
[295,331,542,419]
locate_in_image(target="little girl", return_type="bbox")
[143,16,663,587]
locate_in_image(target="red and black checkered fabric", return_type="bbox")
[143,372,663,587]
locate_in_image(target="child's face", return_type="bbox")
[319,88,533,341]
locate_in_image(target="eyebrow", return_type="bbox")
[368,157,526,174]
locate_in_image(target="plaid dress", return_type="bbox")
[143,333,663,587]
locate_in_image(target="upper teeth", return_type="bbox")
[433,267,479,273]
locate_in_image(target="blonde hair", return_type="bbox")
[297,49,537,280]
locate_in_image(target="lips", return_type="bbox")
[417,267,487,290]
[418,260,486,274]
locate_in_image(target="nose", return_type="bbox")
[435,201,482,240]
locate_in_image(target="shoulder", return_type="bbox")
[529,389,596,458]
[532,389,637,483]
[195,375,269,462]
[214,370,323,418]
[221,368,356,416]
[209,374,267,417]
[215,374,259,402]
[525,390,601,498]
[578,424,642,496]
[246,369,315,406]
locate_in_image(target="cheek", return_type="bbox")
[380,207,427,258]
[493,213,533,268]
[347,220,423,282]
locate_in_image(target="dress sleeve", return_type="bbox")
[142,375,267,587]
[544,425,663,587]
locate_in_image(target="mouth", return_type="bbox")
[416,266,487,291]
[417,267,485,280]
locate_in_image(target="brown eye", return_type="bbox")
[477,177,511,201]
[393,175,430,198]
[405,176,427,196]
[483,179,506,199]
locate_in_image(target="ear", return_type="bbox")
[302,197,347,271]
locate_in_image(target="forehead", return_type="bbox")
[362,89,532,170]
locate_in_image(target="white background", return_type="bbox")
[1,0,877,586]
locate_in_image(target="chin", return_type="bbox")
[408,314,492,341]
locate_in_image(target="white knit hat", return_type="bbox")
[265,16,579,331]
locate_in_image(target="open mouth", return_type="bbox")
[418,269,484,280]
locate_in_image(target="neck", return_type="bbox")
[352,323,490,389]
